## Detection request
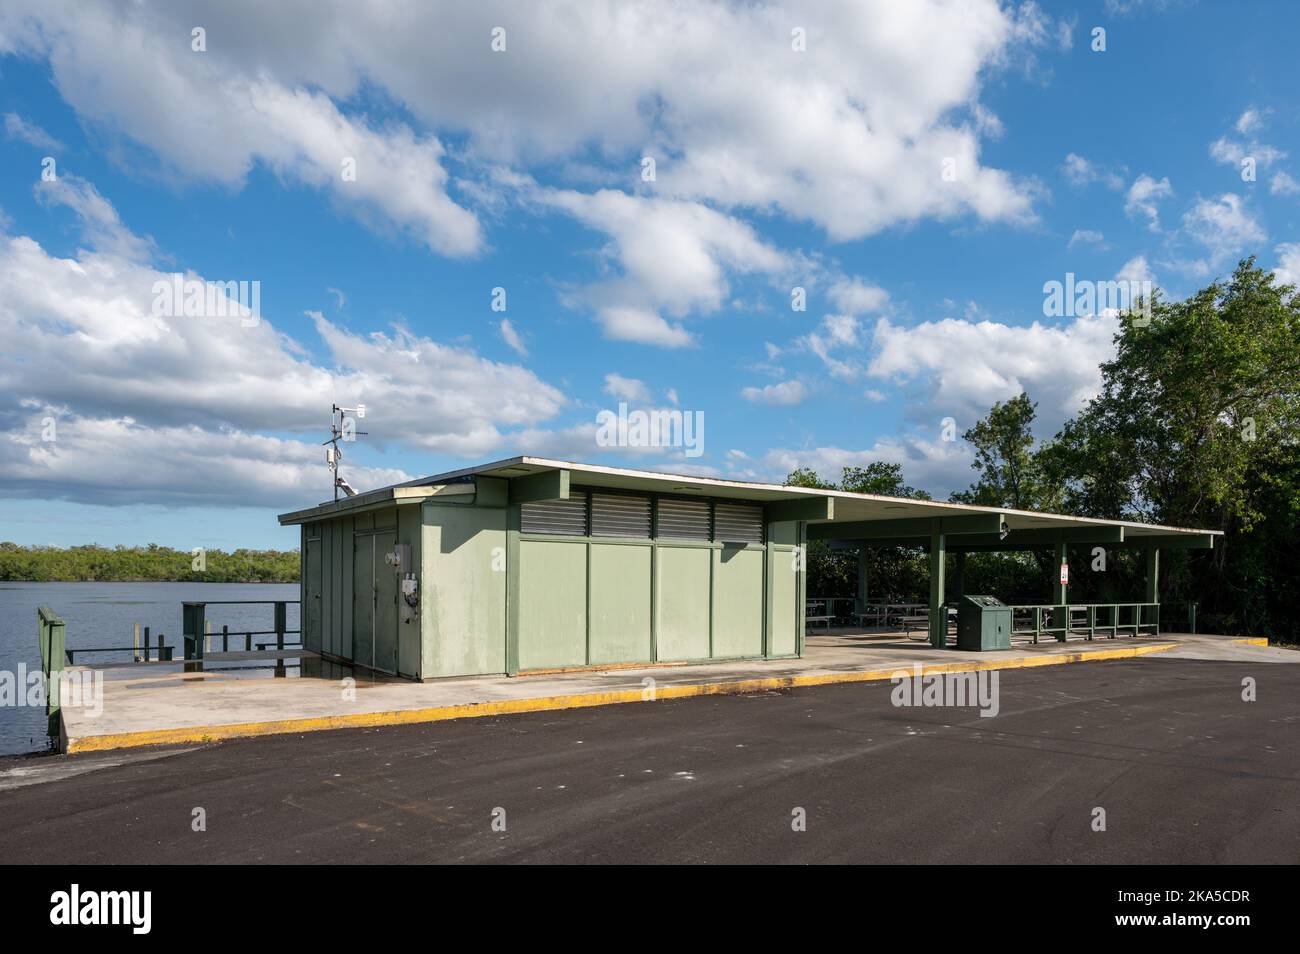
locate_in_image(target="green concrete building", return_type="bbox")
[277,456,1219,680]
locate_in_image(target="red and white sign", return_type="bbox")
[1059,563,1069,585]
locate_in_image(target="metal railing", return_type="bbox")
[182,600,302,664]
[1009,603,1160,643]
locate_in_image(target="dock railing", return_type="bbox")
[182,600,302,665]
[64,628,173,664]
[37,606,66,733]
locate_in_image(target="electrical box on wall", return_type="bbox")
[385,543,411,573]
[400,573,419,624]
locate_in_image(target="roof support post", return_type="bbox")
[855,548,869,616]
[928,520,946,648]
[1051,536,1068,605]
[1145,547,1160,604]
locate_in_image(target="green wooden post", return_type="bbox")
[182,602,205,671]
[37,607,66,737]
[928,521,946,648]
[274,601,287,652]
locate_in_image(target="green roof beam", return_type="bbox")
[809,513,1004,541]
[508,469,570,504]
[766,497,834,522]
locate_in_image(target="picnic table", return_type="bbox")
[898,606,958,642]
[854,602,929,627]
[805,599,835,632]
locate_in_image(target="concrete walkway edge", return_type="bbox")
[65,641,1180,754]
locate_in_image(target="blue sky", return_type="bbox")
[0,0,1298,549]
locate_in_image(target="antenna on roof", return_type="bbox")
[324,403,368,501]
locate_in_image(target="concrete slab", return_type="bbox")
[57,631,1286,753]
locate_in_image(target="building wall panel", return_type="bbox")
[518,539,587,670]
[422,502,507,678]
[303,528,322,652]
[655,545,712,660]
[769,544,798,657]
[372,529,399,674]
[340,519,353,659]
[352,533,374,668]
[329,519,342,658]
[588,543,652,664]
[711,547,764,658]
[397,504,423,678]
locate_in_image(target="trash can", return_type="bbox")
[956,595,1011,651]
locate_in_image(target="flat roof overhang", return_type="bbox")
[277,482,472,526]
[276,455,1221,548]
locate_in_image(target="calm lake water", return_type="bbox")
[0,581,299,757]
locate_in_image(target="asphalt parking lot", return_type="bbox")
[0,656,1296,863]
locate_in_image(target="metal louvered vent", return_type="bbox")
[656,497,711,540]
[521,494,588,535]
[713,502,764,544]
[591,494,652,538]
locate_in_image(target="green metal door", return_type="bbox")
[373,530,399,675]
[305,536,322,651]
[352,535,374,669]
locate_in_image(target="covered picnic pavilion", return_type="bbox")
[803,491,1220,647]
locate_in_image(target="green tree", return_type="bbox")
[1045,259,1299,532]
[0,544,301,583]
[841,461,932,499]
[784,466,835,490]
[1037,258,1300,638]
[952,392,1054,510]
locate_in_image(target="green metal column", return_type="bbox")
[855,547,869,615]
[1145,547,1160,634]
[1144,547,1160,603]
[1050,538,1068,605]
[1050,537,1068,642]
[928,521,946,648]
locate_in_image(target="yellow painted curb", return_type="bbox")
[1231,637,1270,647]
[65,641,1178,754]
